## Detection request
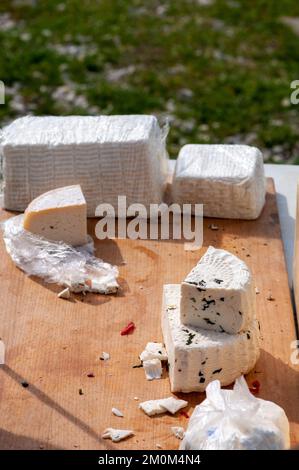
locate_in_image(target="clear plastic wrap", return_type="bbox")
[180,376,290,450]
[1,214,118,294]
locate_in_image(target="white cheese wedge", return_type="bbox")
[162,284,260,393]
[2,115,168,216]
[172,144,266,219]
[102,428,134,442]
[181,246,255,334]
[139,397,188,416]
[23,185,87,246]
[139,342,168,362]
[143,358,163,380]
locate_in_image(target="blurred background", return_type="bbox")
[0,0,299,162]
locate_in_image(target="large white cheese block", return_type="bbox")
[181,246,255,334]
[172,144,266,219]
[1,115,168,216]
[23,185,87,246]
[162,284,260,393]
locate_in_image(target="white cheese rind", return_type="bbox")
[2,115,168,216]
[23,185,87,246]
[172,144,266,220]
[162,284,260,393]
[181,246,256,334]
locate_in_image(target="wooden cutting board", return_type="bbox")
[0,178,298,450]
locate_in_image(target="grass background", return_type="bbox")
[1,0,299,162]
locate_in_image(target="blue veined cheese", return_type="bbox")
[1,115,168,216]
[162,284,260,393]
[172,144,266,219]
[181,246,256,334]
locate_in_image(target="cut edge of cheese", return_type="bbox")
[162,284,260,393]
[23,185,87,246]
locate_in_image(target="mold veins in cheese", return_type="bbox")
[172,144,266,220]
[162,284,260,393]
[181,246,256,334]
[2,115,168,216]
[23,185,87,246]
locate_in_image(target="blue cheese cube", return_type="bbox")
[162,284,260,393]
[180,246,255,334]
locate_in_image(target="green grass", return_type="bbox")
[1,0,299,161]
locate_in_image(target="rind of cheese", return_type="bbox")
[2,115,168,216]
[172,144,266,220]
[181,246,255,334]
[23,185,87,246]
[162,284,260,393]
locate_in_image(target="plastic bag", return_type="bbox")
[1,214,119,294]
[180,376,290,450]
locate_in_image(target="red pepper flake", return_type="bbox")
[249,380,261,394]
[180,411,189,419]
[120,322,135,336]
[87,373,95,378]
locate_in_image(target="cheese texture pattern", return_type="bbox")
[181,246,255,334]
[23,185,87,246]
[172,144,266,219]
[2,115,168,216]
[162,284,260,393]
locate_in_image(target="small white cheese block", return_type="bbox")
[172,144,266,219]
[139,342,168,362]
[143,358,163,380]
[2,115,168,216]
[102,428,134,442]
[139,397,188,416]
[23,185,87,246]
[181,246,255,334]
[57,287,71,299]
[100,352,110,361]
[162,284,260,393]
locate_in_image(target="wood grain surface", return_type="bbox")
[0,178,298,450]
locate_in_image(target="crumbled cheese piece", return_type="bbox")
[139,342,168,362]
[255,287,260,294]
[112,407,124,417]
[102,428,134,442]
[171,426,185,440]
[0,340,5,365]
[139,397,188,416]
[100,352,110,361]
[209,224,219,231]
[143,358,162,380]
[58,287,71,299]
